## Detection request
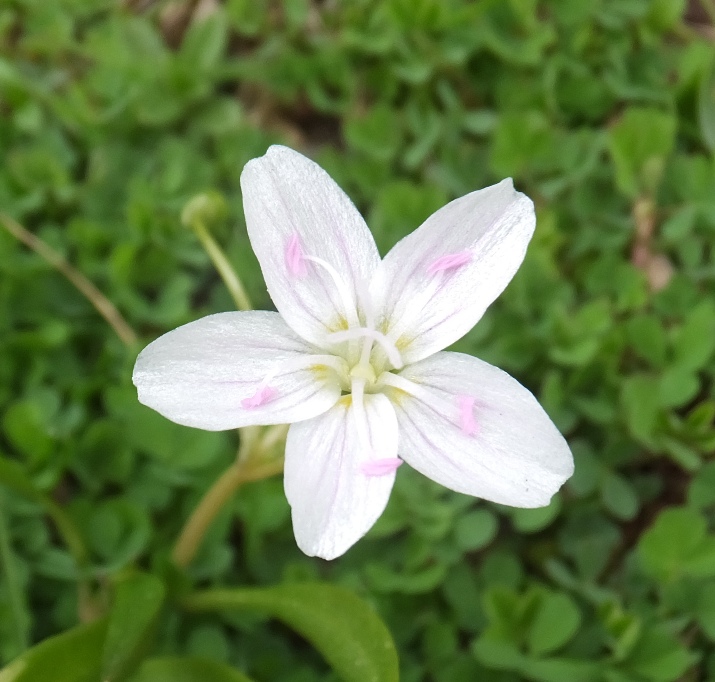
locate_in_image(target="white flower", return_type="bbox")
[133,146,574,560]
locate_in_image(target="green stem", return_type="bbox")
[0,213,138,347]
[192,219,252,312]
[171,454,284,568]
[0,492,29,652]
[171,462,245,568]
[45,498,89,567]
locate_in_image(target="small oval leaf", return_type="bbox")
[128,657,254,682]
[184,583,399,682]
[0,621,106,682]
[102,573,166,682]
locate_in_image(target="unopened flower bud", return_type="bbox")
[181,191,228,230]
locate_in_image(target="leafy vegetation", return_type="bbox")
[1,0,715,680]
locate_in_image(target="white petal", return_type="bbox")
[383,352,573,507]
[132,311,342,431]
[370,179,535,364]
[241,146,380,346]
[284,393,399,559]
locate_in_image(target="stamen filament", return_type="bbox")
[303,255,360,329]
[327,328,403,369]
[379,373,475,435]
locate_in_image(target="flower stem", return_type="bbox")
[0,492,29,652]
[0,213,138,347]
[171,446,285,569]
[171,462,245,568]
[192,219,253,312]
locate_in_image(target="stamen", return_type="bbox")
[327,328,403,369]
[285,234,307,276]
[379,373,478,435]
[302,255,360,328]
[427,250,472,275]
[241,385,277,409]
[361,458,402,477]
[458,395,477,436]
[355,276,376,329]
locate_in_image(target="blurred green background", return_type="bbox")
[2,0,715,680]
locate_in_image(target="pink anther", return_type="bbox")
[285,234,307,276]
[241,385,278,409]
[458,395,477,436]
[361,458,403,477]
[427,250,472,275]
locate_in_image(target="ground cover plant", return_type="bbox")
[1,0,715,680]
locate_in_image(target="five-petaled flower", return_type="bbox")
[133,146,574,560]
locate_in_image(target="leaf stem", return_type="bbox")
[192,219,253,312]
[0,213,138,347]
[45,498,90,567]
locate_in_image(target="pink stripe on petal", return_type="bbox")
[361,458,403,477]
[427,250,472,275]
[285,234,307,276]
[241,385,278,409]
[458,395,477,436]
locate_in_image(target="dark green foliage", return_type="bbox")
[1,0,715,680]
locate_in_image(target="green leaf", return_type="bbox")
[365,561,448,594]
[128,657,254,682]
[695,583,715,640]
[490,111,554,178]
[671,301,715,372]
[523,657,600,682]
[638,507,715,580]
[0,455,88,565]
[0,621,106,682]
[102,573,166,682]
[512,495,562,533]
[600,601,642,661]
[620,375,661,443]
[687,462,715,509]
[81,498,151,570]
[659,368,699,409]
[625,626,696,682]
[2,400,54,464]
[626,314,667,367]
[0,456,44,504]
[600,473,639,521]
[646,0,686,31]
[454,509,498,551]
[608,107,676,197]
[527,592,582,656]
[178,11,229,74]
[0,492,29,657]
[471,635,524,670]
[345,105,402,162]
[183,583,399,682]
